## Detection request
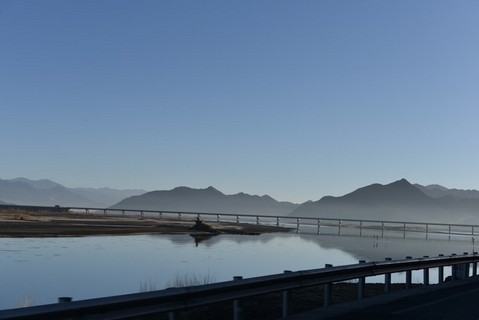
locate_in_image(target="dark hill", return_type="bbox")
[290,179,465,223]
[323,179,436,206]
[110,186,299,216]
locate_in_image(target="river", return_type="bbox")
[1,229,476,309]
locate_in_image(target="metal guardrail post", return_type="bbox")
[338,220,342,235]
[256,216,260,225]
[122,210,126,216]
[474,252,478,276]
[359,221,363,237]
[168,311,179,320]
[405,256,412,289]
[317,219,321,234]
[282,270,292,317]
[384,257,392,293]
[464,252,470,278]
[438,254,444,283]
[451,253,457,280]
[217,214,220,222]
[233,276,244,320]
[358,260,366,299]
[423,256,429,285]
[324,264,333,307]
[276,217,280,227]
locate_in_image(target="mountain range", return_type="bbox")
[3,177,479,224]
[0,178,145,207]
[290,179,479,224]
[110,186,299,216]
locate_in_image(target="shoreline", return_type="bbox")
[0,210,291,238]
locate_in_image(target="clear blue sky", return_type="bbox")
[1,0,478,203]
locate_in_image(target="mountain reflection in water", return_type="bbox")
[1,230,475,309]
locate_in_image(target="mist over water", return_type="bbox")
[1,231,475,309]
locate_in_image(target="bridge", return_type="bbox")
[2,204,479,238]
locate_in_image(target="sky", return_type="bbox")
[1,0,479,203]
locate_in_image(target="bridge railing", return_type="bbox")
[2,203,478,237]
[2,253,479,320]
[66,206,479,237]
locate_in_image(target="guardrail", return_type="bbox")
[2,253,479,320]
[66,206,479,238]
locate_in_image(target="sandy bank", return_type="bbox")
[0,210,290,237]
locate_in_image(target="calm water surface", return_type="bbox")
[1,231,475,309]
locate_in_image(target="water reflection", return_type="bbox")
[1,230,476,309]
[189,233,217,246]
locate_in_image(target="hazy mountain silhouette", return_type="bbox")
[110,186,299,216]
[5,177,479,223]
[11,177,63,189]
[414,183,479,199]
[69,187,146,207]
[0,178,145,207]
[289,179,476,224]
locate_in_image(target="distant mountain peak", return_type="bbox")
[389,178,412,187]
[10,177,63,189]
[171,186,224,195]
[110,186,298,215]
[205,186,223,194]
[424,184,448,191]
